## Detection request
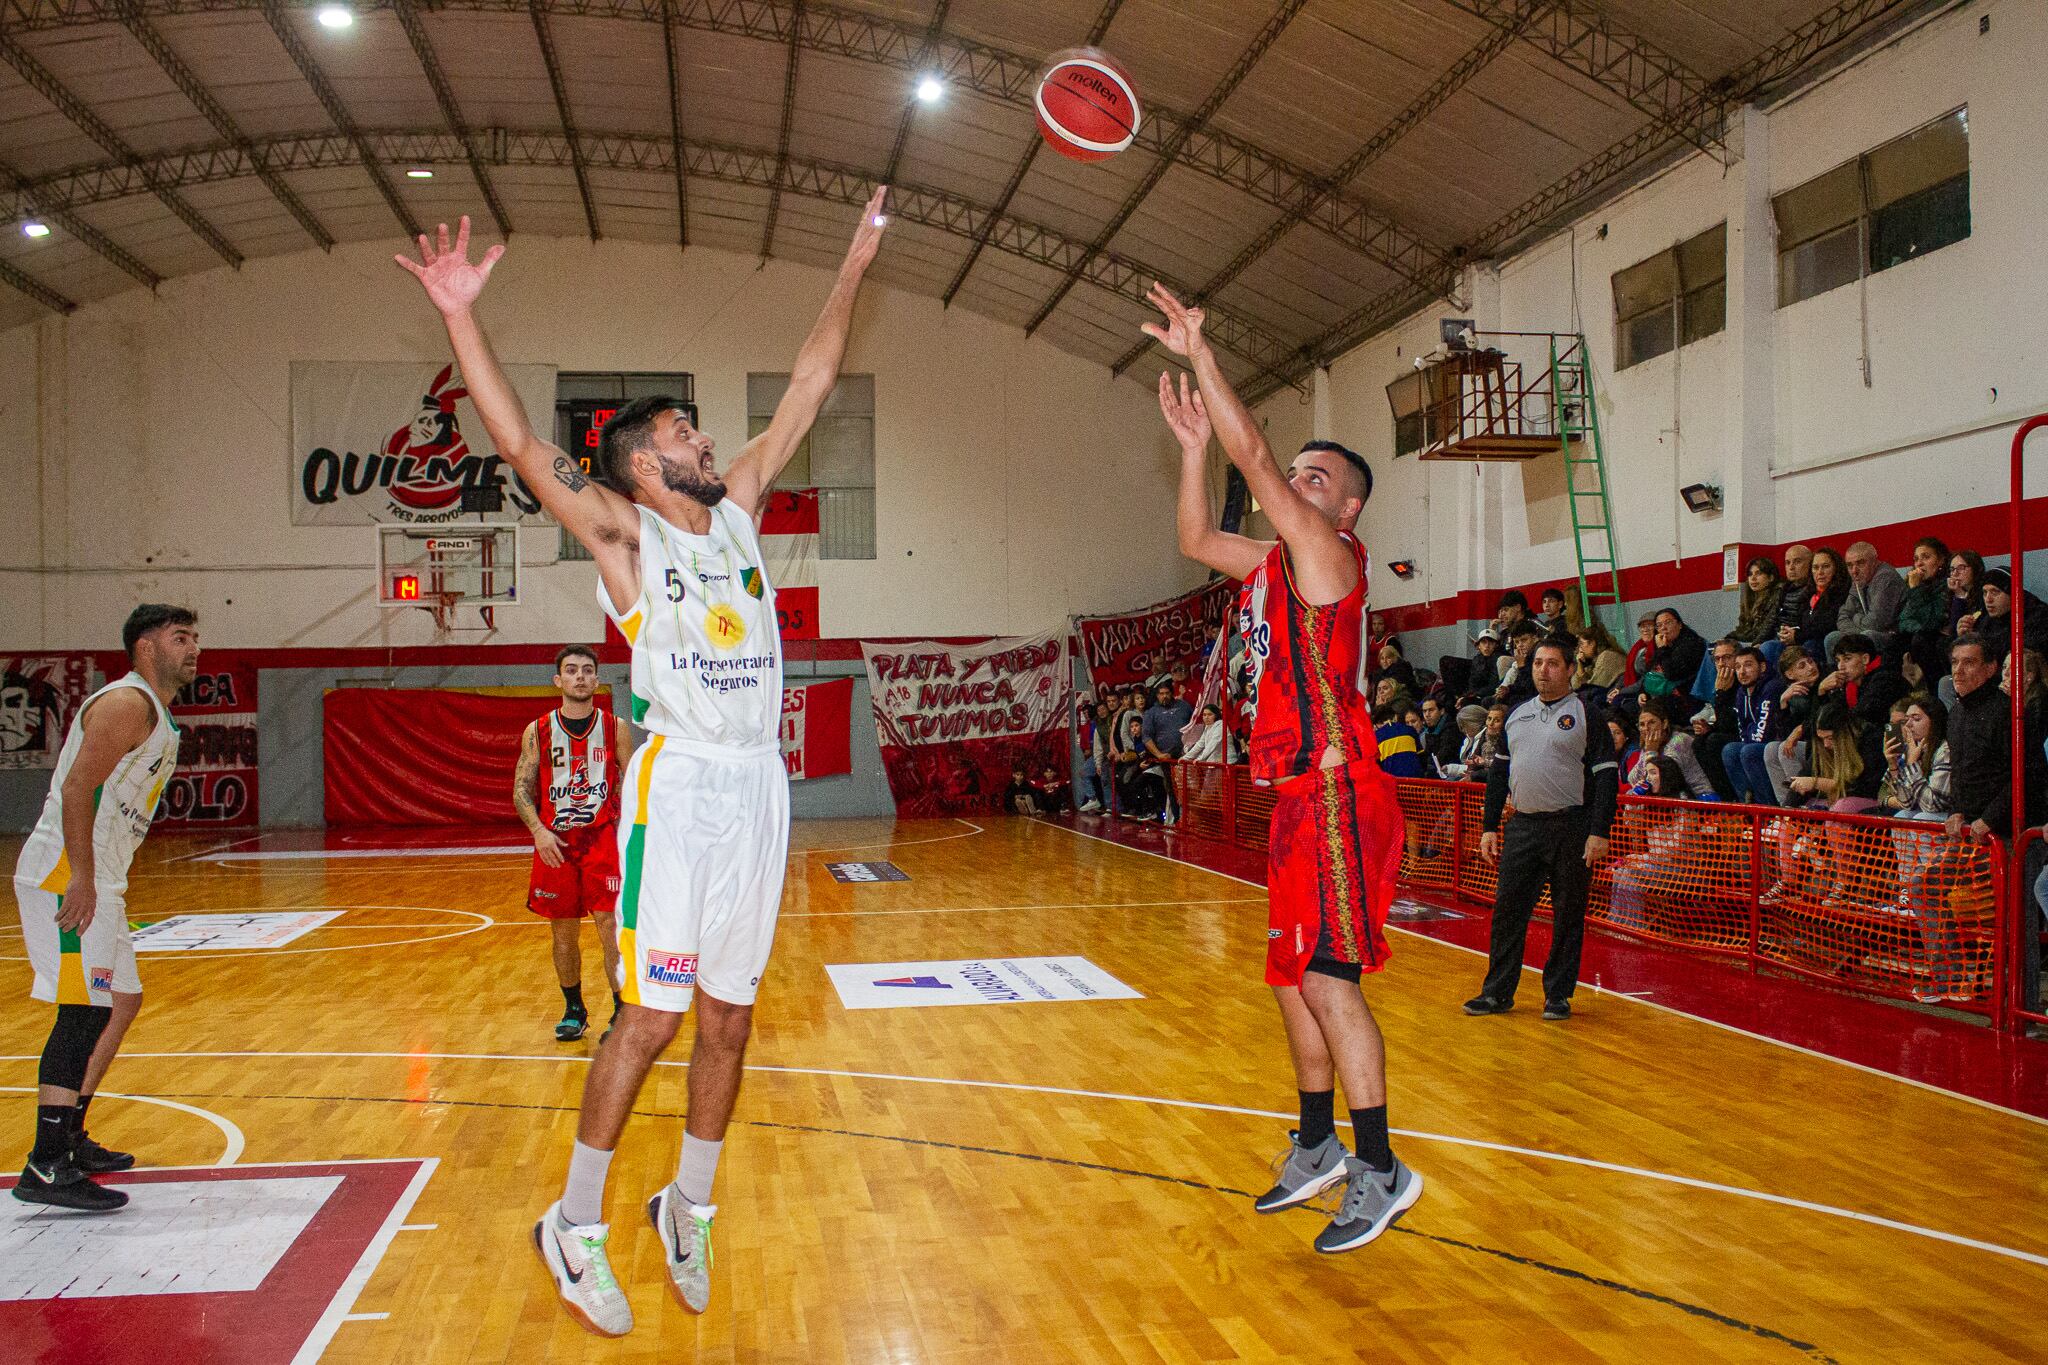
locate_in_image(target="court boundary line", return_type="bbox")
[25,1049,2043,1272]
[1039,819,2048,1128]
[794,818,984,856]
[0,905,493,964]
[0,1085,243,1165]
[291,1156,438,1365]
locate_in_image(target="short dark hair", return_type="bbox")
[1914,535,1951,565]
[1951,632,1995,666]
[555,644,600,672]
[1833,632,1876,659]
[1655,607,1683,624]
[123,604,196,658]
[596,394,687,495]
[1300,440,1371,501]
[1540,587,1566,604]
[1735,646,1766,667]
[1497,590,1529,612]
[1510,619,1544,641]
[1531,635,1573,667]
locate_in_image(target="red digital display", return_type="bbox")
[392,574,421,602]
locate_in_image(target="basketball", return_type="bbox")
[1034,48,1141,162]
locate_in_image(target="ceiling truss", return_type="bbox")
[394,0,511,236]
[757,0,801,259]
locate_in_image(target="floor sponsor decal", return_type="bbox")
[824,860,909,883]
[1389,898,1466,922]
[132,912,343,951]
[825,956,1142,1010]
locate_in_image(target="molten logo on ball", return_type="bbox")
[1034,47,1141,162]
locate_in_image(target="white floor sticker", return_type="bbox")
[826,956,1142,1010]
[132,911,342,951]
[0,1175,341,1300]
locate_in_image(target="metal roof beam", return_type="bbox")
[757,0,801,260]
[661,0,687,246]
[393,0,512,237]
[0,154,161,289]
[0,252,75,312]
[1,124,1300,379]
[259,0,421,238]
[528,0,598,239]
[880,0,947,185]
[1021,0,1304,339]
[0,30,242,266]
[1107,0,1549,379]
[115,0,334,250]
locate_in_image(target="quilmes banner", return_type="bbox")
[780,676,853,781]
[0,654,94,771]
[862,632,1070,816]
[1074,578,1235,692]
[290,361,557,526]
[157,662,260,830]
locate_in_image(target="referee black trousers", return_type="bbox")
[1480,807,1592,1006]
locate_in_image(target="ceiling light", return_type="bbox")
[21,221,50,238]
[315,5,353,29]
[915,74,944,103]
[406,168,434,179]
[871,214,887,228]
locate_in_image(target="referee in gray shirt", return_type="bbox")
[1463,635,1619,1021]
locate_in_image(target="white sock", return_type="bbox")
[561,1139,614,1226]
[676,1133,722,1207]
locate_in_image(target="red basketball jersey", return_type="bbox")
[1235,533,1378,784]
[538,709,620,834]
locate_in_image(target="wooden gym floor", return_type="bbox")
[2,816,2045,1364]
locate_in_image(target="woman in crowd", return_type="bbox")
[1375,637,1419,696]
[1763,645,1824,804]
[1608,713,1640,778]
[1439,704,1490,780]
[1733,556,1785,658]
[1182,702,1226,764]
[1788,702,1882,813]
[1789,546,1850,657]
[1572,621,1629,694]
[1941,549,1987,654]
[1627,698,1716,799]
[1881,693,1951,821]
[1895,536,1951,681]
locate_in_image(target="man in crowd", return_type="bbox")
[1142,680,1194,822]
[1471,628,1507,691]
[1495,622,1543,711]
[1817,633,1907,731]
[1691,640,1742,799]
[1776,544,1814,647]
[1834,542,1906,656]
[1536,587,1568,632]
[1419,697,1461,776]
[1705,646,1775,803]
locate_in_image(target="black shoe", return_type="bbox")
[72,1133,136,1174]
[15,1153,129,1213]
[1541,999,1572,1021]
[555,1010,589,1042]
[1462,995,1512,1016]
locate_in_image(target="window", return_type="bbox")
[1774,108,1969,307]
[747,373,875,560]
[553,372,696,561]
[1385,364,1455,457]
[1612,222,1726,370]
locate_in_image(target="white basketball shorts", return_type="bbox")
[15,880,141,1006]
[612,736,791,1012]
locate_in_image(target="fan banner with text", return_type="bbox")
[781,676,853,781]
[1074,579,1235,692]
[761,489,821,642]
[0,654,94,771]
[157,661,261,830]
[862,633,1071,816]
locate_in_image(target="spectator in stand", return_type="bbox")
[1610,609,1706,721]
[1003,765,1045,816]
[1880,693,1951,820]
[1786,546,1850,658]
[1774,544,1814,647]
[1536,587,1568,632]
[1787,702,1882,813]
[1495,621,1543,710]
[1113,712,1165,820]
[1141,681,1194,823]
[1494,590,1532,637]
[1896,536,1951,681]
[1570,620,1628,694]
[1940,549,1987,651]
[1032,764,1069,815]
[1627,698,1715,799]
[1693,635,1740,709]
[1183,703,1227,764]
[1074,697,1105,813]
[1088,700,1117,812]
[1440,704,1490,780]
[1373,703,1425,778]
[1691,640,1745,800]
[1608,713,1640,778]
[1733,557,1785,658]
[1464,703,1510,781]
[1833,542,1906,657]
[1471,627,1507,693]
[1816,633,1908,737]
[1623,613,1657,686]
[1762,645,1824,804]
[1375,637,1419,696]
[1372,675,1414,715]
[1957,567,2048,669]
[1719,645,1783,805]
[1608,758,1731,932]
[1416,696,1458,775]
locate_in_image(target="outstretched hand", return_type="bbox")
[1158,371,1211,452]
[841,184,891,277]
[394,216,504,317]
[1141,282,1207,358]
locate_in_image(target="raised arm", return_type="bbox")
[724,186,889,519]
[1142,283,1355,604]
[1159,371,1270,580]
[396,219,638,566]
[53,689,156,934]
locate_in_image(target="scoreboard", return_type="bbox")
[565,399,701,478]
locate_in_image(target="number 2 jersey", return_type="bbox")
[537,709,619,835]
[601,499,783,754]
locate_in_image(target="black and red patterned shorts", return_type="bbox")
[1264,758,1403,987]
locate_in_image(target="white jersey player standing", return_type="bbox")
[398,192,886,1335]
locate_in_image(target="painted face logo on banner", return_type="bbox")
[383,365,472,511]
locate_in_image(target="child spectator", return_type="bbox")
[1536,586,1568,632]
[1031,765,1069,815]
[1003,765,1044,816]
[1880,694,1951,819]
[1372,703,1425,778]
[1608,713,1640,779]
[1762,645,1824,804]
[1471,628,1507,691]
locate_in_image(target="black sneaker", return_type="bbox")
[1541,999,1571,1021]
[14,1153,129,1213]
[72,1133,136,1174]
[555,1009,589,1042]
[1462,994,1512,1016]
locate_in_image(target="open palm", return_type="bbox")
[394,216,503,317]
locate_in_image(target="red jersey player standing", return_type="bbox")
[517,645,636,1042]
[1147,283,1421,1254]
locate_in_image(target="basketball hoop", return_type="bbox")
[426,591,464,637]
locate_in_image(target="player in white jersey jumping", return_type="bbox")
[398,193,886,1335]
[13,605,197,1212]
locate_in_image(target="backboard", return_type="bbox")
[376,523,520,609]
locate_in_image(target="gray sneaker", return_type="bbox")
[532,1201,633,1337]
[1313,1157,1423,1254]
[647,1183,715,1313]
[1253,1130,1351,1213]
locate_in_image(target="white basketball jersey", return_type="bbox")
[601,500,783,753]
[14,673,180,898]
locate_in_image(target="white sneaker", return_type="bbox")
[647,1183,715,1313]
[1079,800,1102,813]
[532,1201,634,1337]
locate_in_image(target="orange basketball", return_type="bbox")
[1034,48,1142,162]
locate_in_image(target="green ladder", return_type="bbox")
[1548,335,1624,640]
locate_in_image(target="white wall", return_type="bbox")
[0,237,1200,650]
[1262,0,2047,623]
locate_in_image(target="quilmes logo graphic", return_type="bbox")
[874,976,950,989]
[299,365,543,524]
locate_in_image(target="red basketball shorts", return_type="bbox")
[1264,757,1402,987]
[528,825,622,920]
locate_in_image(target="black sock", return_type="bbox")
[561,984,585,1016]
[31,1105,72,1164]
[74,1094,92,1140]
[1298,1090,1336,1149]
[1351,1105,1392,1173]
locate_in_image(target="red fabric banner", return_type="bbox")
[323,688,573,827]
[158,662,261,830]
[1075,579,1235,693]
[762,488,821,643]
[781,676,853,781]
[862,633,1070,816]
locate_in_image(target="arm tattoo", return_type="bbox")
[512,727,544,832]
[551,454,591,494]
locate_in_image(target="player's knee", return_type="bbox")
[615,1004,682,1052]
[38,1003,112,1090]
[693,998,753,1054]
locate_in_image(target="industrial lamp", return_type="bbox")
[1679,482,1723,514]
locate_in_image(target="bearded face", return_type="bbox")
[658,450,727,507]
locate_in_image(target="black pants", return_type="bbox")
[1481,807,1592,1005]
